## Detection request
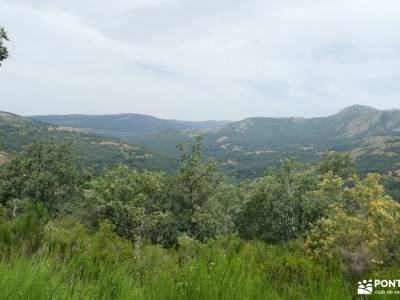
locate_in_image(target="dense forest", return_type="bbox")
[0,136,399,299]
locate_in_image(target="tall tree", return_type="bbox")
[0,27,9,65]
[170,136,224,240]
[0,141,83,214]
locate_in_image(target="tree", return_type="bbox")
[0,137,6,151]
[237,159,322,243]
[319,152,355,178]
[0,141,83,214]
[190,182,242,240]
[170,136,224,240]
[0,27,9,65]
[305,174,400,276]
[87,165,177,245]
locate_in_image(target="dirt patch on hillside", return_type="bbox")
[0,151,9,165]
[48,126,86,133]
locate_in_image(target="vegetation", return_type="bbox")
[0,111,177,173]
[0,27,8,65]
[31,106,400,184]
[305,173,400,276]
[0,137,399,299]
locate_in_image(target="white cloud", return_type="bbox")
[1,0,400,120]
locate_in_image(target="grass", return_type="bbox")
[0,213,364,300]
[0,239,353,300]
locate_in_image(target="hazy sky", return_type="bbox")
[1,0,400,120]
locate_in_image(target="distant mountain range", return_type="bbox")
[198,105,400,177]
[0,104,397,179]
[32,114,230,133]
[30,105,400,179]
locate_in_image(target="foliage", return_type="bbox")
[175,136,222,212]
[0,27,8,65]
[0,141,83,214]
[381,175,400,202]
[87,165,173,245]
[0,137,6,151]
[305,174,400,276]
[237,160,321,243]
[0,202,49,257]
[319,152,355,178]
[167,136,231,241]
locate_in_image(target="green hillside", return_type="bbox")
[198,105,400,178]
[0,112,176,172]
[32,105,400,180]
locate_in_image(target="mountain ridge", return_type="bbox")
[31,113,231,133]
[11,105,400,179]
[30,105,400,132]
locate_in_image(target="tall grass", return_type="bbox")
[0,241,353,299]
[0,213,356,299]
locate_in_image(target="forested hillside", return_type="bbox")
[33,105,400,180]
[0,111,176,172]
[200,105,400,178]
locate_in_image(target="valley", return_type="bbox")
[32,105,400,179]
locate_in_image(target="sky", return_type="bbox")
[0,0,400,121]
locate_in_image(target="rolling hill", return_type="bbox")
[0,112,176,172]
[32,114,230,134]
[30,105,400,180]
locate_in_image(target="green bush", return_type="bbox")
[0,202,49,257]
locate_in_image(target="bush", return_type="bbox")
[305,174,400,276]
[0,202,49,257]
